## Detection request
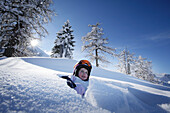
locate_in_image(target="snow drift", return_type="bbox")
[0,57,170,113]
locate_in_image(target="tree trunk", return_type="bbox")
[59,44,63,58]
[95,49,99,67]
[4,48,14,57]
[127,63,131,75]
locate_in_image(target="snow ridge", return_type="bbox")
[0,57,170,113]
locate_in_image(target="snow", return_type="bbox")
[30,46,50,57]
[158,104,170,112]
[0,57,170,113]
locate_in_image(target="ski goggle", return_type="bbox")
[80,60,92,67]
[74,60,92,68]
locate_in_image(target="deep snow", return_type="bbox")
[0,57,170,113]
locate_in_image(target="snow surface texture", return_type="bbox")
[0,57,170,113]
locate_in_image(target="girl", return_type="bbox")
[66,60,92,97]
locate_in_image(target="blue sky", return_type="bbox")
[40,0,170,74]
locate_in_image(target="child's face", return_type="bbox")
[78,68,88,81]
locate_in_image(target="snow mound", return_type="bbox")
[0,57,108,113]
[0,57,170,113]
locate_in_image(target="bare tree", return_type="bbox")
[82,23,116,67]
[117,48,135,75]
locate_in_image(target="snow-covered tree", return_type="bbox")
[132,55,155,82]
[0,0,54,57]
[51,20,75,59]
[143,60,155,82]
[117,48,135,75]
[63,20,75,58]
[132,56,146,79]
[82,23,116,67]
[51,31,65,58]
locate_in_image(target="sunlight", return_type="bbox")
[31,39,39,47]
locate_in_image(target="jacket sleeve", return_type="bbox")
[67,79,76,88]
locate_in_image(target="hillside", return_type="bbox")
[0,57,170,113]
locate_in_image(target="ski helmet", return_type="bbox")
[73,60,92,81]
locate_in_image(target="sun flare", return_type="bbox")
[31,39,39,47]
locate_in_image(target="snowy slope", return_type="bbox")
[0,57,170,113]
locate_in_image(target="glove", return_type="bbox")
[67,79,76,88]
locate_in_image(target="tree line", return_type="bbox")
[51,21,158,83]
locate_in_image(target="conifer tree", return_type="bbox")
[51,31,65,58]
[82,23,116,67]
[51,20,75,58]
